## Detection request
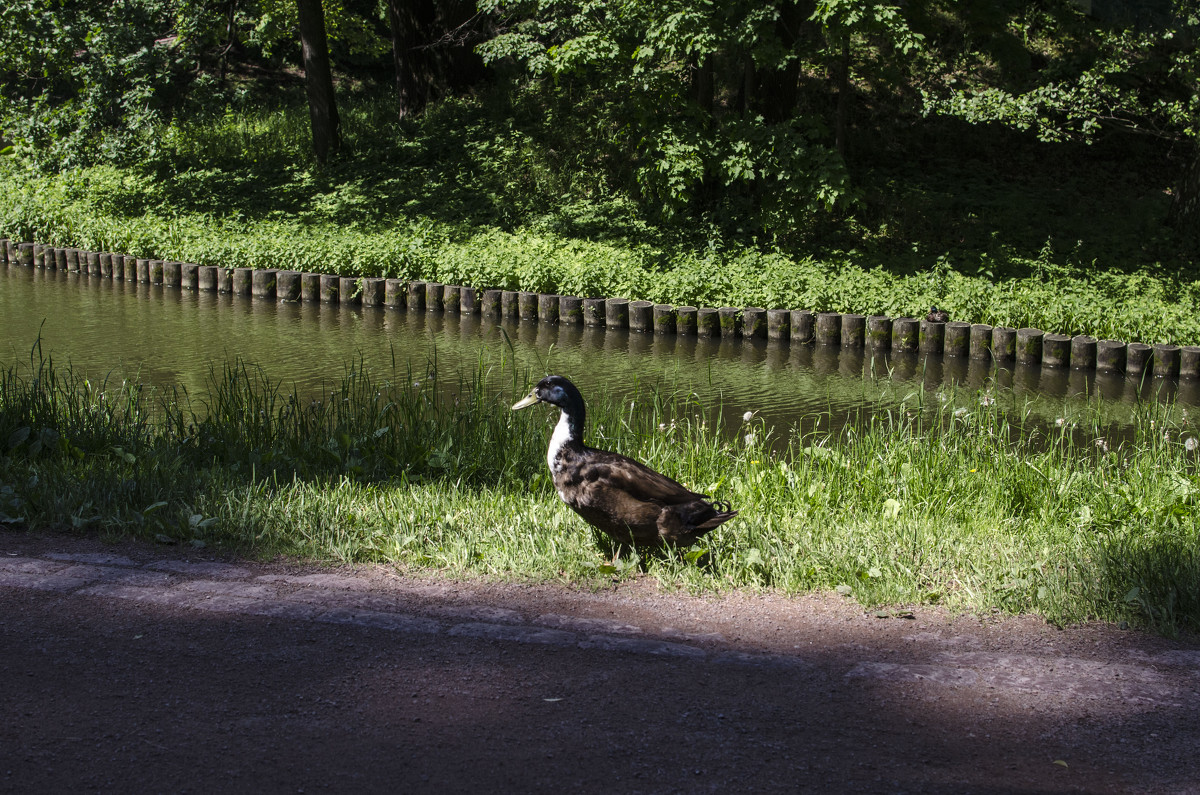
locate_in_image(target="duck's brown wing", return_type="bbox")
[553,447,731,544]
[561,447,707,508]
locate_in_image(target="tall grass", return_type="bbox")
[2,349,1198,633]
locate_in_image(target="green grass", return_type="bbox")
[2,90,1200,345]
[2,345,1199,634]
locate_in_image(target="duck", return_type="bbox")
[926,305,950,323]
[512,375,737,548]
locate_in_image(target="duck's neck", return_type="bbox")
[547,404,585,472]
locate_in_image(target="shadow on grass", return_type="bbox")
[106,84,1198,281]
[1099,533,1200,636]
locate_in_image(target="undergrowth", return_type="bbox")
[2,91,1199,345]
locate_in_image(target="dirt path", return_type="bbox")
[2,529,1198,794]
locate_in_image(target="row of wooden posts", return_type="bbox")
[5,238,1200,381]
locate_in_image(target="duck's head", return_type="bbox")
[512,375,583,412]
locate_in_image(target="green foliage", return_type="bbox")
[0,0,197,167]
[478,0,853,234]
[0,0,392,168]
[920,0,1200,145]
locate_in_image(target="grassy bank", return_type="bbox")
[2,92,1199,345]
[2,347,1198,634]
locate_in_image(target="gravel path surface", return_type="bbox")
[2,529,1198,793]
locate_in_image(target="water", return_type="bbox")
[2,266,1195,434]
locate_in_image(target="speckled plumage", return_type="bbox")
[512,376,737,548]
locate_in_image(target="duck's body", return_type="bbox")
[514,376,737,547]
[926,305,950,323]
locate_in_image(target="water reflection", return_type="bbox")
[1,266,1194,435]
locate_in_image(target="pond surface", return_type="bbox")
[2,266,1196,435]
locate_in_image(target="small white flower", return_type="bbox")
[1186,437,1197,452]
[742,411,755,423]
[1095,438,1109,453]
[1056,418,1066,427]
[980,395,995,407]
[954,407,968,418]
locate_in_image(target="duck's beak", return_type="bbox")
[511,390,540,410]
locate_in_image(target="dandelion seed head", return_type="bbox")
[742,411,754,422]
[1186,437,1197,452]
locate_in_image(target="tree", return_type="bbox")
[388,0,438,119]
[477,1,863,236]
[296,0,341,164]
[386,0,485,120]
[0,0,216,167]
[809,1,925,158]
[919,0,1200,247]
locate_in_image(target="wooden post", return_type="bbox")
[605,298,630,329]
[675,307,698,335]
[629,300,654,332]
[767,309,790,341]
[1015,328,1043,365]
[969,324,993,359]
[319,274,340,302]
[892,318,919,352]
[791,310,815,343]
[840,314,865,348]
[1070,335,1097,370]
[539,294,560,324]
[1042,334,1070,368]
[559,296,583,325]
[278,271,302,301]
[653,305,676,334]
[944,322,970,357]
[743,307,767,339]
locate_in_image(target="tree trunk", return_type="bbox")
[753,1,811,124]
[833,37,850,159]
[1168,139,1200,249]
[388,0,438,120]
[296,0,340,164]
